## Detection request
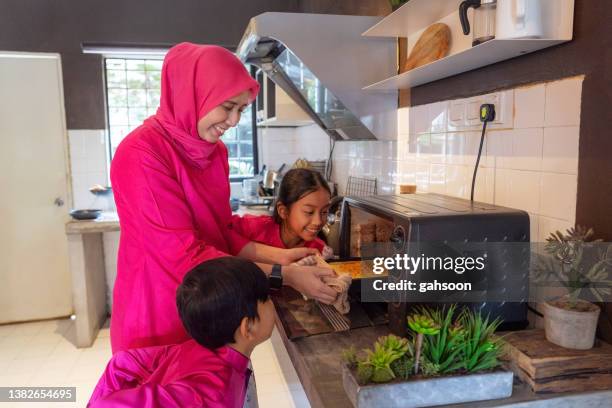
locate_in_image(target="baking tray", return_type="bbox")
[271,284,388,340]
[326,258,389,280]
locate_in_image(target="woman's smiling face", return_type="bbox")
[197,90,251,143]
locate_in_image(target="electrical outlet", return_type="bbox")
[446,90,514,132]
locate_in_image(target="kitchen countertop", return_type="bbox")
[65,211,120,234]
[64,205,272,234]
[273,315,612,408]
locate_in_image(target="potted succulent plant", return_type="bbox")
[341,306,513,408]
[535,226,612,349]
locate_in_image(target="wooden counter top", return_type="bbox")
[273,315,612,408]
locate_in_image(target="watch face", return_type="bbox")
[269,275,282,289]
[270,265,282,289]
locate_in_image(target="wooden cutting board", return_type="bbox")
[403,23,451,73]
[503,329,612,393]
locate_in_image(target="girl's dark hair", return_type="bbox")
[176,257,269,349]
[273,168,331,224]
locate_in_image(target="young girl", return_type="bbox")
[231,168,334,259]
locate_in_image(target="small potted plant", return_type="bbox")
[341,306,513,408]
[535,226,612,349]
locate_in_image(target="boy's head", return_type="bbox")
[177,257,274,352]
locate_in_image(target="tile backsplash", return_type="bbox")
[333,76,584,243]
[68,129,109,210]
[258,125,331,172]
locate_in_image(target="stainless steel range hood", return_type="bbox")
[237,12,397,141]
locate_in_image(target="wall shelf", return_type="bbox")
[364,38,567,91]
[363,0,461,38]
[362,0,574,91]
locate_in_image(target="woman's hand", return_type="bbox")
[278,247,319,265]
[238,242,318,266]
[321,245,334,260]
[283,264,338,304]
[292,255,318,266]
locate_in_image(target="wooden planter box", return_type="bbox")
[342,365,513,408]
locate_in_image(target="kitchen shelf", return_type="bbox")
[362,0,574,90]
[363,0,461,38]
[364,38,568,91]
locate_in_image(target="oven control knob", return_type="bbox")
[390,225,406,251]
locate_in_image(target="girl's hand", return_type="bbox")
[283,264,338,304]
[292,255,318,266]
[279,247,319,265]
[321,245,334,260]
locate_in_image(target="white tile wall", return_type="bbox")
[514,83,546,129]
[544,76,583,127]
[68,129,109,210]
[331,76,584,242]
[68,129,119,313]
[258,125,330,172]
[542,126,580,174]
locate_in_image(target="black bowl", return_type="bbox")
[70,209,103,220]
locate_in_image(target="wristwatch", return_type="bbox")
[269,264,283,290]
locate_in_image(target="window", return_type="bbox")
[104,57,257,179]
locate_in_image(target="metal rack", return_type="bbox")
[345,176,377,196]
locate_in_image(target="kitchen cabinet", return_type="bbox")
[255,69,313,127]
[363,0,575,90]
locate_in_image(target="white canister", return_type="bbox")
[496,0,544,39]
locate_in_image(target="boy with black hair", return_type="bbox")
[88,257,274,408]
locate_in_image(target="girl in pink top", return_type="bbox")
[232,168,334,259]
[110,43,337,353]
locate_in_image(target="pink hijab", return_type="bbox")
[151,42,259,168]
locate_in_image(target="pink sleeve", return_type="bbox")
[89,347,238,408]
[228,214,263,242]
[88,347,166,406]
[112,144,230,279]
[225,220,251,255]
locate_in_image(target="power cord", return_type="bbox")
[470,104,495,202]
[325,137,336,181]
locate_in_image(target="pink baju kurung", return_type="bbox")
[110,43,259,353]
[88,340,250,408]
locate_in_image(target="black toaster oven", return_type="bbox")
[338,193,530,336]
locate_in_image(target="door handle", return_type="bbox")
[54,197,65,207]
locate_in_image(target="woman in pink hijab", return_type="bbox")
[110,43,336,353]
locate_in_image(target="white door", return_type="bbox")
[0,52,73,323]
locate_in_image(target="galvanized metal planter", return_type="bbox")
[342,365,513,408]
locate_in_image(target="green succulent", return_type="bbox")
[360,343,404,383]
[390,355,414,380]
[420,355,441,377]
[534,226,612,309]
[341,346,358,368]
[457,309,504,373]
[418,305,466,374]
[374,334,411,357]
[356,361,373,385]
[371,366,395,383]
[408,314,441,335]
